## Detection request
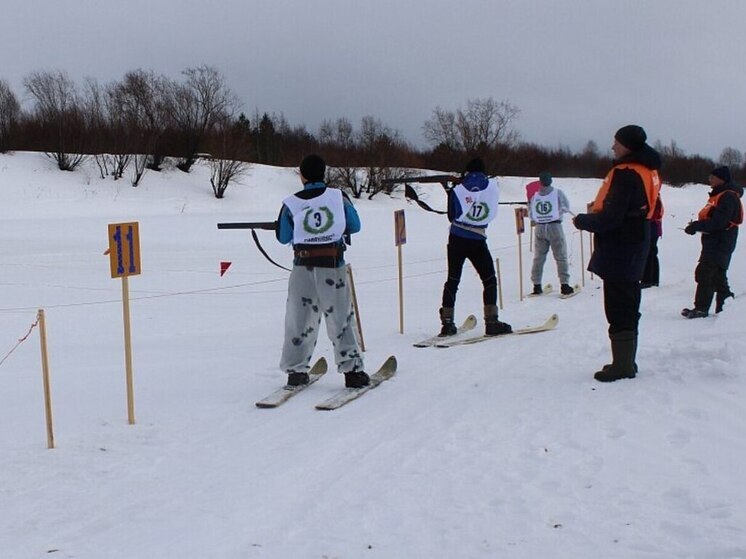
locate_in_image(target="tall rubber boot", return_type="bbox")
[438,307,457,337]
[601,335,638,374]
[594,331,637,382]
[484,305,512,336]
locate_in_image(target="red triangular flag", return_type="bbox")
[220,261,232,276]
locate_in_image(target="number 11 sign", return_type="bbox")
[108,222,141,278]
[107,221,141,424]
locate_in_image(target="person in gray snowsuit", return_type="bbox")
[275,154,368,388]
[528,172,574,296]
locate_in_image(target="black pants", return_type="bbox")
[641,223,660,286]
[441,235,497,308]
[603,280,642,335]
[694,260,728,312]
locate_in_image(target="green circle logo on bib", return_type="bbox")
[468,202,490,222]
[303,207,334,234]
[536,201,553,216]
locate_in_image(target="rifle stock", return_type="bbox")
[217,221,278,231]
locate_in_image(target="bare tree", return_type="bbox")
[319,117,355,150]
[209,156,249,198]
[0,79,21,153]
[655,139,685,159]
[82,78,108,177]
[131,154,148,187]
[719,146,743,172]
[326,116,413,198]
[82,78,128,179]
[24,70,88,170]
[358,116,414,198]
[117,69,171,174]
[423,97,520,159]
[208,115,250,198]
[328,165,366,198]
[168,65,237,172]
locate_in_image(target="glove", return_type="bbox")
[684,223,697,235]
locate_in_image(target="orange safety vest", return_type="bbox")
[591,163,661,219]
[697,190,744,229]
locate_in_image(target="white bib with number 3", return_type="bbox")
[284,188,346,244]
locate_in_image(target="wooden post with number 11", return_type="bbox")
[107,222,141,425]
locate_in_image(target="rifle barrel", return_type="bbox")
[217,221,277,230]
[381,175,460,185]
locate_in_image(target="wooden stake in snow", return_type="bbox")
[37,309,55,449]
[346,264,365,352]
[495,258,504,310]
[580,230,586,287]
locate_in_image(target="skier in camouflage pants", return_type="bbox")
[276,154,368,388]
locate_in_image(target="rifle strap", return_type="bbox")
[405,184,447,215]
[251,229,292,272]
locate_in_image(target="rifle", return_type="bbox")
[217,221,290,271]
[381,174,461,189]
[381,177,526,214]
[217,221,277,230]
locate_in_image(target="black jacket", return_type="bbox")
[574,145,662,281]
[688,181,742,269]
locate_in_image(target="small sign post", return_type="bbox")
[394,210,406,334]
[586,202,594,280]
[514,207,528,300]
[107,222,141,425]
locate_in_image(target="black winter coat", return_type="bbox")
[573,145,662,282]
[688,182,742,269]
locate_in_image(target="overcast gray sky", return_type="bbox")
[2,0,745,160]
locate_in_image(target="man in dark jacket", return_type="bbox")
[573,125,662,382]
[682,166,744,318]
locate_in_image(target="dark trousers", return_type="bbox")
[641,223,660,286]
[694,260,728,312]
[441,235,497,308]
[603,280,642,335]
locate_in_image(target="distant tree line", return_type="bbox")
[0,67,742,194]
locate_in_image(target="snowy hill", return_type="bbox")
[1,152,744,558]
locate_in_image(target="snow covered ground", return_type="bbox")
[1,152,744,558]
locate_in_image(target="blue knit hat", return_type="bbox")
[539,172,552,186]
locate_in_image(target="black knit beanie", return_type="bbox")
[711,165,731,183]
[614,125,647,152]
[300,154,326,182]
[464,157,486,174]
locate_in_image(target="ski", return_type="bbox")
[315,356,397,411]
[527,283,553,297]
[255,357,328,408]
[560,284,582,299]
[413,314,478,347]
[434,314,559,347]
